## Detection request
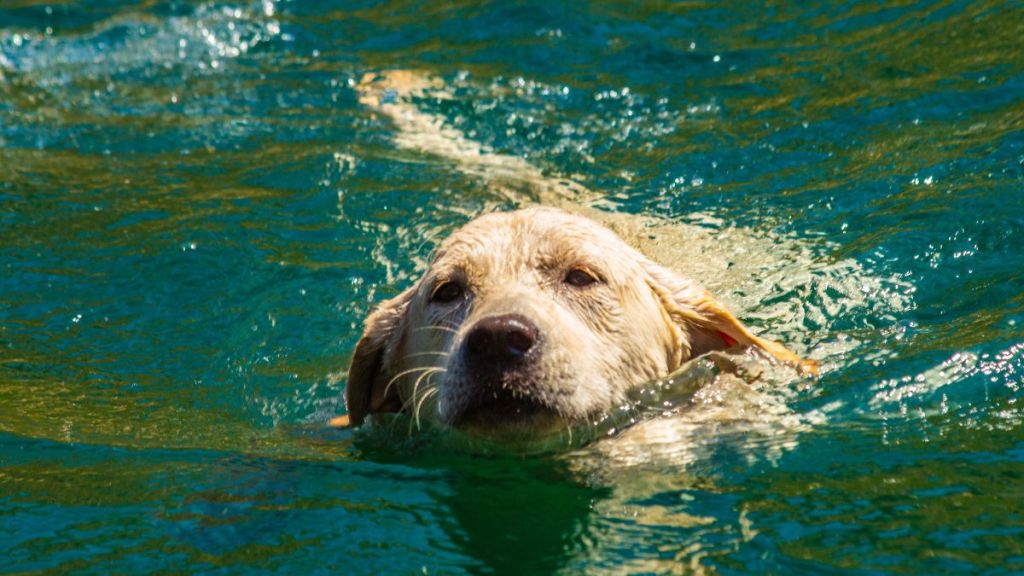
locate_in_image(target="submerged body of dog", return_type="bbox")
[342,206,813,434]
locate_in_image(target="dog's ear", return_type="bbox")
[344,286,416,426]
[643,260,817,375]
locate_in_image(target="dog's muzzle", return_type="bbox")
[448,314,555,426]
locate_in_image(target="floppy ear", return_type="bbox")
[343,286,417,426]
[643,260,818,375]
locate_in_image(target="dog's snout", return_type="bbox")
[465,314,538,363]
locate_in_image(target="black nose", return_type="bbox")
[465,314,538,364]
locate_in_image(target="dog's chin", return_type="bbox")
[444,389,568,440]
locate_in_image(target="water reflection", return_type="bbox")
[435,457,604,575]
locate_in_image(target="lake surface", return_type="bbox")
[2,0,1023,573]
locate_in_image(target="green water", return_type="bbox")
[2,0,1023,573]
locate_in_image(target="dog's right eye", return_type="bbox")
[430,281,464,304]
[564,267,599,288]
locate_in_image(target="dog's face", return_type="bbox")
[344,208,807,433]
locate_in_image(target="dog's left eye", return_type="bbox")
[564,267,599,288]
[430,281,465,303]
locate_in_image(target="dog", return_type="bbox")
[337,206,814,432]
[330,70,816,433]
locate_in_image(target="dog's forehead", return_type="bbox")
[434,208,626,270]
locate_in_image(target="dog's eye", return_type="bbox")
[564,267,599,288]
[430,280,465,303]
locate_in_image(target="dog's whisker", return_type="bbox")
[381,366,443,400]
[402,367,444,432]
[396,370,441,411]
[411,367,443,408]
[401,351,450,361]
[412,325,459,336]
[407,386,438,436]
[413,386,439,431]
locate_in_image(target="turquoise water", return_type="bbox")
[2,0,1023,573]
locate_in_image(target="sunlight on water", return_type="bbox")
[0,1,279,74]
[2,0,1023,573]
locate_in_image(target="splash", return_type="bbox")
[0,0,281,77]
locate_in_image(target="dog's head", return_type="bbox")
[343,207,807,432]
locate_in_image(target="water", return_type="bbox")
[2,0,1023,573]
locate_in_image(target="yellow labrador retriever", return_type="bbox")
[340,207,813,431]
[333,70,815,433]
